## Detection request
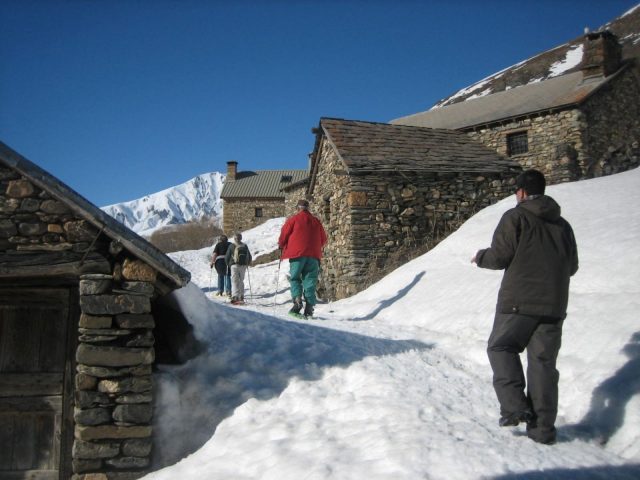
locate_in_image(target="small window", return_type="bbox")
[281,175,292,182]
[255,208,263,218]
[507,131,529,156]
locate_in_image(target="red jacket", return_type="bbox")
[278,210,327,260]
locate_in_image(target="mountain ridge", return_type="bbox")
[101,172,225,236]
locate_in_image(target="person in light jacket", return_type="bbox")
[225,232,252,304]
[278,199,327,318]
[472,169,578,445]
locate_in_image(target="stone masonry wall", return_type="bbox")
[466,109,584,185]
[311,139,518,299]
[222,198,284,235]
[0,167,105,254]
[1,166,159,479]
[284,184,309,217]
[73,261,157,480]
[465,67,640,184]
[581,67,640,177]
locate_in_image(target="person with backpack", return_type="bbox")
[210,235,232,297]
[225,232,252,305]
[278,199,327,318]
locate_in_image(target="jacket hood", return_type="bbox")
[519,195,561,222]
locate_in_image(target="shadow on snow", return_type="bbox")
[558,331,640,445]
[490,463,640,479]
[153,297,433,468]
[350,271,426,321]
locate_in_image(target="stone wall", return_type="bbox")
[1,166,159,479]
[311,139,518,299]
[73,262,157,480]
[581,67,640,177]
[222,198,284,235]
[0,167,105,253]
[284,184,309,217]
[465,109,584,185]
[465,66,640,184]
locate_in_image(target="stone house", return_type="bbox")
[307,118,521,299]
[0,142,191,480]
[392,31,640,183]
[220,161,307,234]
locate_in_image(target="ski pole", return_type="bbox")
[209,265,213,296]
[273,252,282,312]
[247,266,253,301]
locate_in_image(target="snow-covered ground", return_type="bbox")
[148,168,640,479]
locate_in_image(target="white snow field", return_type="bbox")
[146,168,640,479]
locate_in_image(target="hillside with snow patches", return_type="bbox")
[431,4,640,109]
[101,172,224,236]
[143,168,640,479]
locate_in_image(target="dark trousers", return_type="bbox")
[487,312,563,442]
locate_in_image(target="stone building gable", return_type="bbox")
[308,119,520,299]
[0,143,190,480]
[220,163,308,234]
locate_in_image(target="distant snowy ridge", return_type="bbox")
[101,172,225,236]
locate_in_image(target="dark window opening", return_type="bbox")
[281,175,293,182]
[255,208,263,218]
[507,131,529,156]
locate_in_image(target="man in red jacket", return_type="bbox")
[278,199,327,318]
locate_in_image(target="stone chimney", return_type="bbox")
[227,161,238,181]
[581,30,622,78]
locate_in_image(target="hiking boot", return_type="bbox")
[303,303,314,318]
[499,410,534,427]
[289,298,303,315]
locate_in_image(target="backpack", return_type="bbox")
[233,243,250,266]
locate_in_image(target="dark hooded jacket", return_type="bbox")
[476,195,578,319]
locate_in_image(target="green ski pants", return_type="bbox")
[288,257,320,306]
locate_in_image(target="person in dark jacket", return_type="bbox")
[472,169,578,445]
[210,235,231,297]
[278,199,327,318]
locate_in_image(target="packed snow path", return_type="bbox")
[147,169,640,479]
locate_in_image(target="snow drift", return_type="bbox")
[146,168,640,479]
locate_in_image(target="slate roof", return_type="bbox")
[316,118,520,174]
[0,142,191,288]
[221,169,308,199]
[391,68,625,130]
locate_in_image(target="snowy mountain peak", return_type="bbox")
[102,172,225,236]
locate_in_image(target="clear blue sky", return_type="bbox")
[1,1,637,206]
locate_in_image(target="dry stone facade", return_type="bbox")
[1,154,188,480]
[465,66,640,183]
[73,270,156,479]
[310,131,518,299]
[222,198,284,234]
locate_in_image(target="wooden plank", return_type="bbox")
[0,414,15,469]
[0,288,70,306]
[0,373,63,397]
[34,413,55,470]
[12,413,36,470]
[0,252,110,278]
[59,287,78,480]
[0,471,58,479]
[0,396,62,413]
[38,307,67,372]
